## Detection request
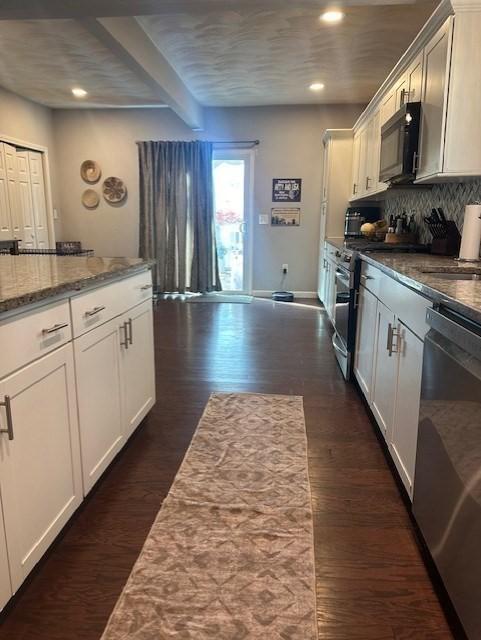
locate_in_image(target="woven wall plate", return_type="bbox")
[80,160,101,184]
[82,188,100,209]
[103,176,127,204]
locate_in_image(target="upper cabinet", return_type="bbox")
[417,17,452,180]
[348,2,481,199]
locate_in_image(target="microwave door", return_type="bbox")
[380,121,403,183]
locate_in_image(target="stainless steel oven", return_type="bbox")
[331,248,358,380]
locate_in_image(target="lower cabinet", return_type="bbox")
[0,513,10,611]
[390,322,423,498]
[74,316,124,494]
[371,300,397,441]
[0,344,82,591]
[355,261,430,500]
[75,299,156,494]
[120,300,156,440]
[353,285,378,400]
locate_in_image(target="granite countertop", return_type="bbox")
[0,255,153,314]
[325,237,345,251]
[361,252,481,323]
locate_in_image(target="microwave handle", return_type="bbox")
[413,151,420,173]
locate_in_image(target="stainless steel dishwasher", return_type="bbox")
[413,306,481,639]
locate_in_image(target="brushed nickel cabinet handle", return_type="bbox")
[85,305,106,317]
[387,322,394,356]
[365,176,371,190]
[353,183,358,195]
[42,322,69,335]
[127,318,133,345]
[120,322,129,349]
[0,396,14,441]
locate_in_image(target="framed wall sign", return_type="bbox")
[271,207,301,226]
[272,178,302,203]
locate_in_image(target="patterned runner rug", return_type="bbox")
[101,393,318,639]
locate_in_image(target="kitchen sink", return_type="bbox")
[430,272,481,281]
[420,268,481,281]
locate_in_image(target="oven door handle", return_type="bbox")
[332,332,348,358]
[335,268,351,284]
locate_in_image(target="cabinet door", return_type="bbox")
[322,139,331,202]
[28,152,49,249]
[351,132,361,198]
[417,18,451,179]
[327,259,337,322]
[357,127,369,197]
[0,143,14,242]
[371,300,397,441]
[4,143,20,240]
[0,509,11,611]
[394,74,408,109]
[380,89,396,126]
[74,317,123,494]
[390,323,423,499]
[15,150,36,249]
[354,285,378,401]
[120,300,156,440]
[368,111,383,192]
[406,52,423,103]
[0,344,82,591]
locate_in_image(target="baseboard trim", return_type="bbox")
[253,290,318,299]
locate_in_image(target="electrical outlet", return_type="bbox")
[282,264,288,274]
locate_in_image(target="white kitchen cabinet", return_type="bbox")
[380,89,396,127]
[394,74,408,110]
[354,285,378,401]
[0,510,11,611]
[74,316,124,494]
[406,52,423,103]
[351,130,361,198]
[357,126,369,197]
[417,18,452,180]
[0,344,82,590]
[370,300,397,441]
[120,300,156,439]
[390,322,424,498]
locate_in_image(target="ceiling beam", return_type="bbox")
[0,0,419,20]
[81,17,203,130]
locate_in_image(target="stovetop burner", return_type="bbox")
[345,240,428,253]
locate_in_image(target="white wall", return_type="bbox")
[53,104,363,292]
[0,87,61,237]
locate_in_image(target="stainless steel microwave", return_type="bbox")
[379,101,421,184]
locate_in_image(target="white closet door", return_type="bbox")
[16,150,36,248]
[3,143,20,240]
[0,143,14,242]
[28,152,49,249]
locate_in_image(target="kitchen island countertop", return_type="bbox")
[0,255,153,315]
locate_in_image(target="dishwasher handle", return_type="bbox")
[426,308,481,360]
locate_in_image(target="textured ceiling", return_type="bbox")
[138,1,438,106]
[0,1,438,109]
[0,20,163,108]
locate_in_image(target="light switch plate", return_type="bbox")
[259,214,269,225]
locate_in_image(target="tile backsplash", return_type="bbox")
[382,180,481,243]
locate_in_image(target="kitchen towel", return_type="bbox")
[459,204,481,261]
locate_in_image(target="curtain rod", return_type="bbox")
[136,139,260,146]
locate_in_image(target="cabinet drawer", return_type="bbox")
[360,261,383,297]
[120,270,153,311]
[70,280,123,338]
[70,270,153,339]
[0,300,71,379]
[381,276,432,340]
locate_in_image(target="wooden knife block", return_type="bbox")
[430,221,462,255]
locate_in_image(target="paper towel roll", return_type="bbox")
[459,204,481,261]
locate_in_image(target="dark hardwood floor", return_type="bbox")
[0,299,453,639]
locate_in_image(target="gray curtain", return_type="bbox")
[138,140,221,294]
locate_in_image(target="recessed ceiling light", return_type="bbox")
[72,87,88,98]
[320,10,345,23]
[309,82,325,92]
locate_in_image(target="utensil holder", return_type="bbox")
[430,221,461,255]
